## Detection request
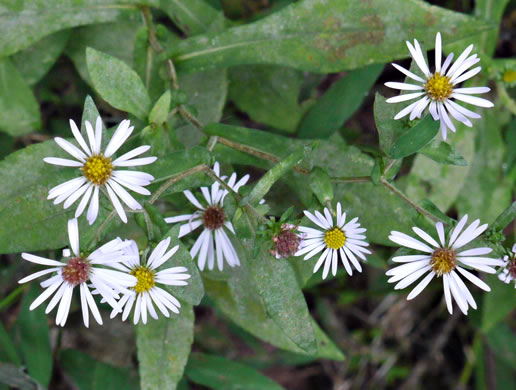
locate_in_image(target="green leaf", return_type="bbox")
[175,69,228,148]
[60,349,139,390]
[419,140,467,166]
[161,225,204,306]
[389,116,439,159]
[12,30,70,86]
[0,321,20,365]
[490,201,516,232]
[475,0,511,55]
[0,363,44,390]
[481,275,516,332]
[0,58,41,136]
[160,0,225,35]
[309,167,333,205]
[373,93,406,155]
[66,21,140,86]
[164,0,491,73]
[484,322,516,366]
[247,146,309,206]
[136,305,194,390]
[229,65,304,132]
[0,0,146,57]
[249,250,317,354]
[298,64,383,138]
[185,352,285,390]
[86,47,151,119]
[149,90,171,125]
[16,286,52,387]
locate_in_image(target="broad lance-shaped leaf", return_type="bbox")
[0,58,41,136]
[160,0,225,35]
[60,349,139,390]
[86,47,151,120]
[419,140,467,166]
[481,274,516,333]
[0,0,150,57]
[137,305,194,390]
[489,201,516,232]
[162,0,492,73]
[374,93,407,155]
[250,249,318,354]
[185,353,285,390]
[16,286,53,387]
[298,64,383,138]
[247,145,310,206]
[310,167,333,205]
[389,116,439,159]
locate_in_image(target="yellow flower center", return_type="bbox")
[82,154,113,185]
[425,72,453,101]
[130,266,155,294]
[324,227,346,250]
[503,70,516,83]
[430,248,456,276]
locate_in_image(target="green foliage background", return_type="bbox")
[0,0,514,389]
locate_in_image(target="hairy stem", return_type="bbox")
[149,164,207,204]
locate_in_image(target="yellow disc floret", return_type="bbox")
[430,248,456,276]
[324,227,346,250]
[503,70,516,83]
[425,72,453,101]
[131,266,155,294]
[82,154,113,185]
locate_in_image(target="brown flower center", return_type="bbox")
[82,154,113,185]
[202,206,225,230]
[430,248,456,276]
[61,257,91,286]
[274,228,301,258]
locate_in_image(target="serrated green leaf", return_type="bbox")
[250,251,317,354]
[86,47,151,119]
[161,225,204,305]
[0,0,146,57]
[149,90,171,125]
[298,64,383,138]
[309,167,333,205]
[136,305,194,390]
[163,0,492,73]
[389,116,439,159]
[12,30,70,86]
[185,353,285,390]
[419,140,467,166]
[66,21,140,86]
[229,65,304,132]
[60,349,139,390]
[16,286,52,387]
[0,58,41,136]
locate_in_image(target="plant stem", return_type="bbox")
[497,82,516,115]
[332,176,372,183]
[206,136,219,151]
[149,164,207,204]
[0,285,28,311]
[94,210,117,245]
[143,209,154,241]
[380,177,439,222]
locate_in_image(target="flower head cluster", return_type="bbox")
[386,215,504,315]
[295,202,371,280]
[386,32,493,140]
[498,244,516,288]
[165,162,249,271]
[45,117,157,224]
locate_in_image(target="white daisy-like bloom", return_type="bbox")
[498,244,516,288]
[295,202,371,280]
[385,32,494,140]
[44,116,157,225]
[387,215,505,315]
[164,162,248,271]
[110,238,191,324]
[18,219,137,327]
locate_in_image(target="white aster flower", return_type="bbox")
[295,202,371,280]
[498,244,516,288]
[44,116,157,224]
[18,219,137,327]
[110,238,190,324]
[387,215,505,315]
[385,32,493,140]
[165,162,248,271]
